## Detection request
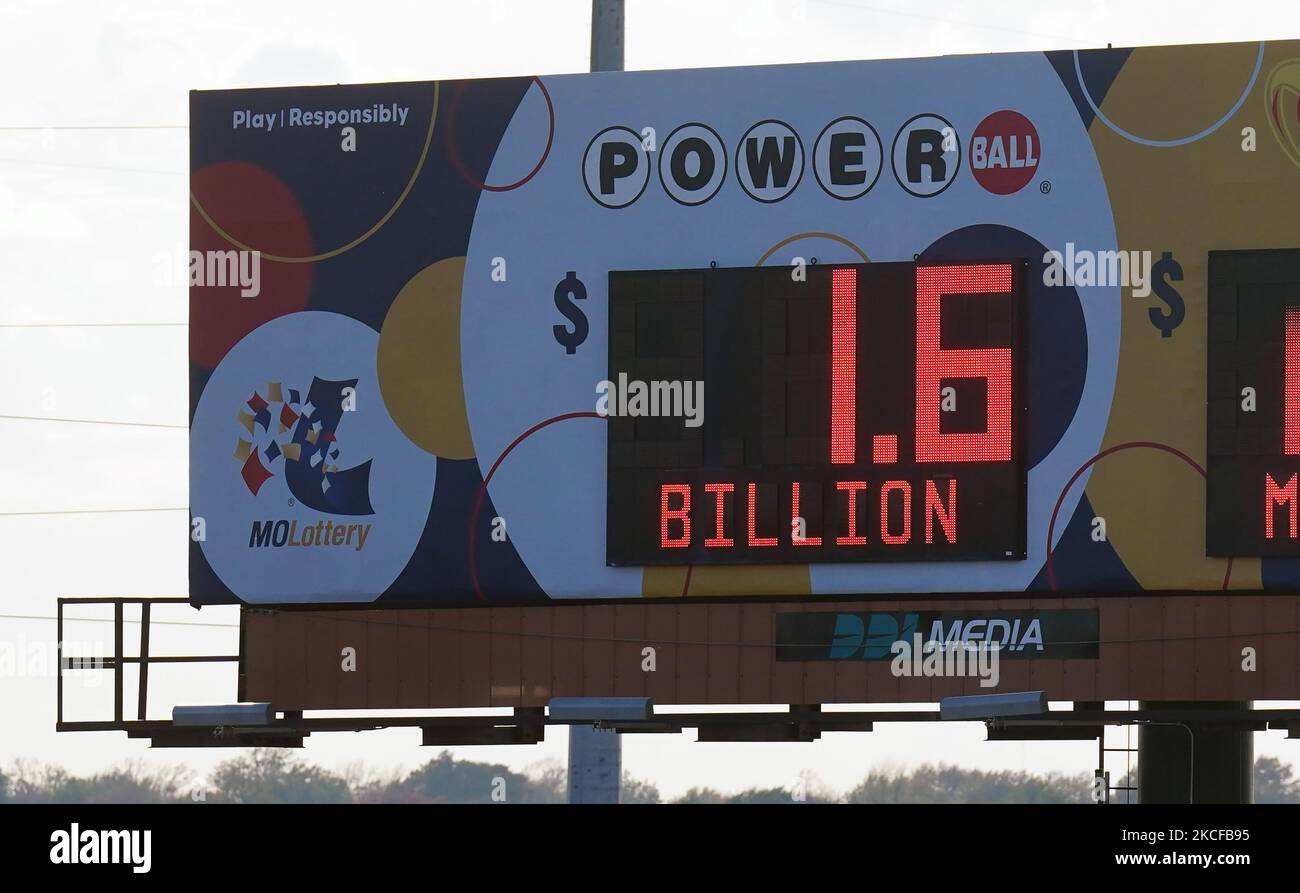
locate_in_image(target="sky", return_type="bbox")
[2,0,1299,801]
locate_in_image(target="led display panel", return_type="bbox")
[1206,248,1300,555]
[606,261,1027,565]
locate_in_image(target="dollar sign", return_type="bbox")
[1148,251,1185,338]
[553,271,589,354]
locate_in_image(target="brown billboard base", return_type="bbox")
[237,594,1300,711]
[53,592,1300,774]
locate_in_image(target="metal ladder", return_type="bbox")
[1094,702,1138,804]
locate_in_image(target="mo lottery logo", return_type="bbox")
[233,376,374,516]
[192,310,438,602]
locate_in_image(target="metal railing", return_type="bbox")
[56,596,239,732]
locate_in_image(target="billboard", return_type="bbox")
[191,39,1300,606]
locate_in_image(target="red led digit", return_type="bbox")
[747,482,777,546]
[791,482,822,546]
[704,483,734,547]
[925,478,957,544]
[831,268,857,464]
[872,434,897,464]
[1266,473,1298,540]
[1286,307,1300,455]
[835,480,867,545]
[915,264,1014,463]
[660,484,691,548]
[879,480,912,545]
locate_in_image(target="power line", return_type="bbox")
[0,157,184,176]
[0,507,187,517]
[1,612,234,630]
[234,609,1300,651]
[2,323,186,329]
[7,601,1299,652]
[0,414,187,430]
[0,124,187,131]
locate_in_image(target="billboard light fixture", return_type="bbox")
[939,691,1047,721]
[172,703,274,727]
[548,697,653,723]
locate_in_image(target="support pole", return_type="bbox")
[567,724,622,804]
[590,0,624,73]
[576,2,624,803]
[137,601,151,720]
[114,600,123,724]
[1137,702,1253,803]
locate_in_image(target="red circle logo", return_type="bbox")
[969,110,1040,195]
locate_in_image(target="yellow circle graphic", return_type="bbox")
[378,256,475,459]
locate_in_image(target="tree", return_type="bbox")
[1254,756,1300,803]
[209,749,352,804]
[620,771,661,804]
[844,763,1090,804]
[673,786,728,804]
[0,759,189,803]
[361,751,564,803]
[4,752,1296,804]
[727,786,801,804]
